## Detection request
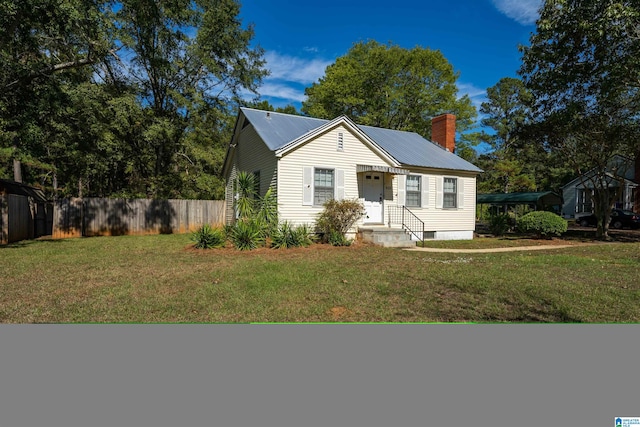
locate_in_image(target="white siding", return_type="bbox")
[561,183,578,218]
[230,121,479,238]
[225,125,278,224]
[277,124,395,228]
[392,173,477,235]
[235,125,278,197]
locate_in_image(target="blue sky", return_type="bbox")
[239,0,542,124]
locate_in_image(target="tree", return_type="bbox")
[481,78,532,155]
[113,0,267,198]
[0,0,114,183]
[302,40,476,136]
[519,0,640,239]
[477,77,570,194]
[1,0,267,199]
[478,77,536,193]
[246,100,301,115]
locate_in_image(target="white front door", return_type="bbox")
[362,172,384,223]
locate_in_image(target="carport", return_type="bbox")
[476,191,563,221]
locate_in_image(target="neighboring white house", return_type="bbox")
[222,107,483,240]
[561,155,639,219]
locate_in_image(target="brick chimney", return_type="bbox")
[431,114,456,153]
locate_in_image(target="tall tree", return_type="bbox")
[477,77,567,194]
[519,0,640,239]
[481,77,532,156]
[0,0,114,183]
[114,0,267,198]
[1,0,266,199]
[302,40,476,136]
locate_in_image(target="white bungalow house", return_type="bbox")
[222,107,483,243]
[561,155,639,219]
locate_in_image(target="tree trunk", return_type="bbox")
[592,188,611,240]
[13,158,22,183]
[12,145,22,182]
[52,172,58,200]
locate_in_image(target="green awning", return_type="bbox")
[356,165,410,175]
[477,191,562,205]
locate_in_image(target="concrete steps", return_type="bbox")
[358,226,416,248]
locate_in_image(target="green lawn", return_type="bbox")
[1,234,639,323]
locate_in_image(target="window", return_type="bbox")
[576,188,593,213]
[406,175,421,207]
[337,132,344,151]
[443,177,457,208]
[314,168,334,205]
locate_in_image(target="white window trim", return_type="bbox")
[440,176,463,210]
[443,176,457,209]
[402,174,430,209]
[405,175,421,208]
[313,167,335,206]
[303,166,345,207]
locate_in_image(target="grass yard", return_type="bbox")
[1,233,639,323]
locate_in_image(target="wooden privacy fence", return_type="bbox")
[52,198,226,239]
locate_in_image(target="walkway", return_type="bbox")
[404,244,590,253]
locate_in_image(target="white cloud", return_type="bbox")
[253,51,334,104]
[258,82,307,103]
[264,51,332,85]
[491,0,542,25]
[257,52,492,111]
[457,82,488,110]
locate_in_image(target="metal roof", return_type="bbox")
[0,179,48,202]
[241,108,328,151]
[477,191,562,205]
[240,107,482,173]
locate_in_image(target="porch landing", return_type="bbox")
[358,226,416,248]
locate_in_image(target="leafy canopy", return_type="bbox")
[519,0,640,239]
[302,40,476,137]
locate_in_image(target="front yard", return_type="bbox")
[1,233,639,323]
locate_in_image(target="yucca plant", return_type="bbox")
[256,187,278,237]
[270,221,295,249]
[190,224,226,249]
[234,171,256,220]
[292,223,315,247]
[229,219,265,251]
[271,222,315,249]
[327,230,352,246]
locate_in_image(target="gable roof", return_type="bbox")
[561,155,637,189]
[0,179,48,202]
[239,107,482,173]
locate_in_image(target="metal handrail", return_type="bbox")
[387,206,425,246]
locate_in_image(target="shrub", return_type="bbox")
[517,211,568,238]
[488,213,511,236]
[271,222,314,249]
[315,198,365,244]
[327,230,352,246]
[234,171,257,219]
[255,188,278,236]
[228,219,265,250]
[190,224,226,249]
